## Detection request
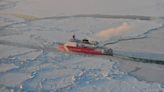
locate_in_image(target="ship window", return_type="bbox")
[82,39,90,44]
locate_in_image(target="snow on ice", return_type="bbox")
[0,0,164,92]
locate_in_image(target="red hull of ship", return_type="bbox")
[57,44,104,55]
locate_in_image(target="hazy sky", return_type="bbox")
[2,0,163,17]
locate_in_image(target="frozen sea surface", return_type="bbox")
[0,0,164,92]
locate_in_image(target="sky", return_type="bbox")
[2,0,163,17]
